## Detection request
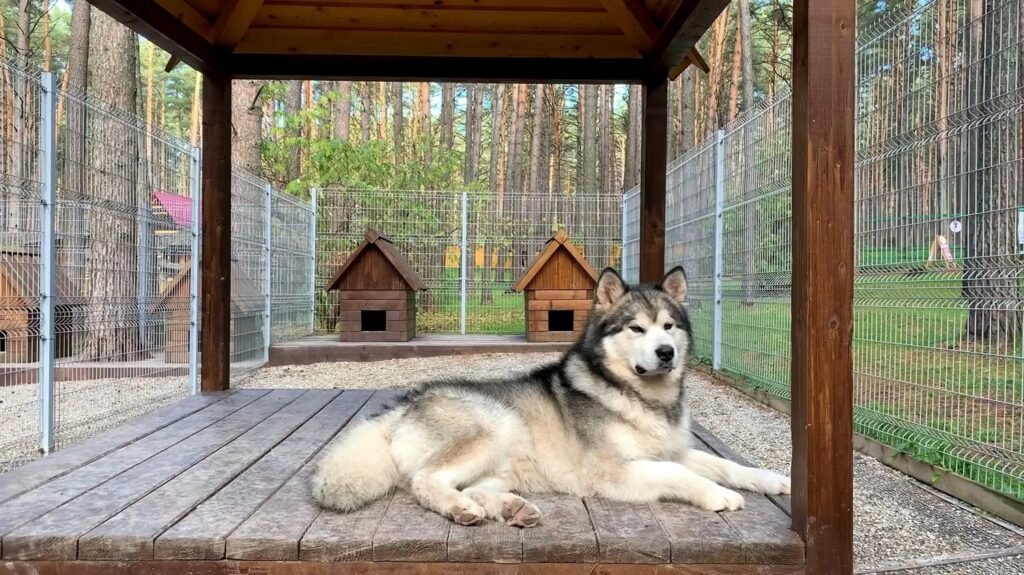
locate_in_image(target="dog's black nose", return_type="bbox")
[656,345,675,363]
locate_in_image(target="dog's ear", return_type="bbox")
[595,268,628,310]
[659,267,688,305]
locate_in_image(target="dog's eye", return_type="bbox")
[629,325,645,334]
[664,323,674,330]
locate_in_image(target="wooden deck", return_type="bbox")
[0,389,804,575]
[269,335,572,365]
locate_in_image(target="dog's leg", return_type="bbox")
[600,460,745,511]
[462,477,543,527]
[410,469,490,526]
[683,450,790,495]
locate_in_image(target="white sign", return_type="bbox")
[949,220,962,234]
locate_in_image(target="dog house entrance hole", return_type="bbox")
[361,310,387,332]
[548,310,574,332]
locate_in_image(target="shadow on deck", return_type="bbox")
[0,389,804,575]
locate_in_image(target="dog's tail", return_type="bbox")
[310,415,400,512]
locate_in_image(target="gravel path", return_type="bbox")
[243,354,1024,573]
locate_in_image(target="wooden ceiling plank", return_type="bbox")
[154,0,215,42]
[229,53,646,83]
[236,28,640,59]
[212,0,266,47]
[649,0,730,76]
[262,0,605,10]
[597,0,660,52]
[254,6,621,35]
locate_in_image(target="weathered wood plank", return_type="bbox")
[78,390,342,560]
[1,390,301,561]
[371,491,449,562]
[447,513,523,563]
[0,391,268,542]
[227,391,403,561]
[521,495,597,563]
[583,497,670,564]
[721,495,804,565]
[0,559,808,575]
[153,390,373,560]
[650,500,742,564]
[0,392,233,505]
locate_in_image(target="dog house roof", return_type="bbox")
[325,229,427,292]
[513,230,599,292]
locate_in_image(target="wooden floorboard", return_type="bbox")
[78,390,343,560]
[154,390,372,560]
[0,389,804,570]
[1,390,299,560]
[0,390,267,544]
[228,390,399,561]
[0,391,233,505]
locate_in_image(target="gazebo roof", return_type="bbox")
[93,0,726,82]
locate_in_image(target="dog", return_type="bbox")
[311,267,790,527]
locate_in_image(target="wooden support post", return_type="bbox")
[201,71,232,392]
[639,77,667,283]
[790,1,855,574]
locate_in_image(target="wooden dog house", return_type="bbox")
[325,229,426,343]
[513,231,599,343]
[154,259,264,363]
[0,248,83,363]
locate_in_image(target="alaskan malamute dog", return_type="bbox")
[311,267,789,527]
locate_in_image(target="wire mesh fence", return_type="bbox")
[623,0,1024,501]
[0,63,313,470]
[314,188,623,335]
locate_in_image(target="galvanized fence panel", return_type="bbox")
[623,0,1024,501]
[270,189,315,344]
[314,188,623,335]
[229,171,269,380]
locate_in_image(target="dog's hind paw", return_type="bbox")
[502,495,543,528]
[695,486,745,512]
[450,501,488,526]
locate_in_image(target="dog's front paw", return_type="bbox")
[695,486,745,512]
[749,469,790,495]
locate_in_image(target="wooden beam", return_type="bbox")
[86,0,225,75]
[229,54,647,84]
[201,72,232,393]
[669,47,709,79]
[648,0,730,78]
[211,0,265,47]
[790,0,855,573]
[598,0,661,52]
[639,77,667,282]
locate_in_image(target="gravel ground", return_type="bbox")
[243,354,1024,573]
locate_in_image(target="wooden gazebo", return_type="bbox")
[59,1,855,574]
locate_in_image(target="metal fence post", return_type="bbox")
[309,188,317,336]
[38,71,57,454]
[264,182,273,359]
[188,146,201,395]
[460,191,468,335]
[712,129,725,371]
[620,194,628,273]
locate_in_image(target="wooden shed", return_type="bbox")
[513,231,599,343]
[154,259,264,363]
[0,248,83,363]
[325,229,426,343]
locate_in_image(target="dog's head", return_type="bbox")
[584,267,693,386]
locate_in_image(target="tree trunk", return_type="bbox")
[441,84,455,151]
[582,85,598,194]
[42,2,51,71]
[80,9,142,361]
[334,81,351,142]
[285,81,302,181]
[391,82,403,161]
[962,0,1022,345]
[9,0,31,230]
[624,85,641,190]
[704,12,730,140]
[418,82,431,166]
[484,85,506,305]
[527,84,545,235]
[464,85,482,183]
[739,0,756,305]
[233,80,263,173]
[60,0,91,271]
[359,82,372,144]
[727,17,742,124]
[680,68,696,153]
